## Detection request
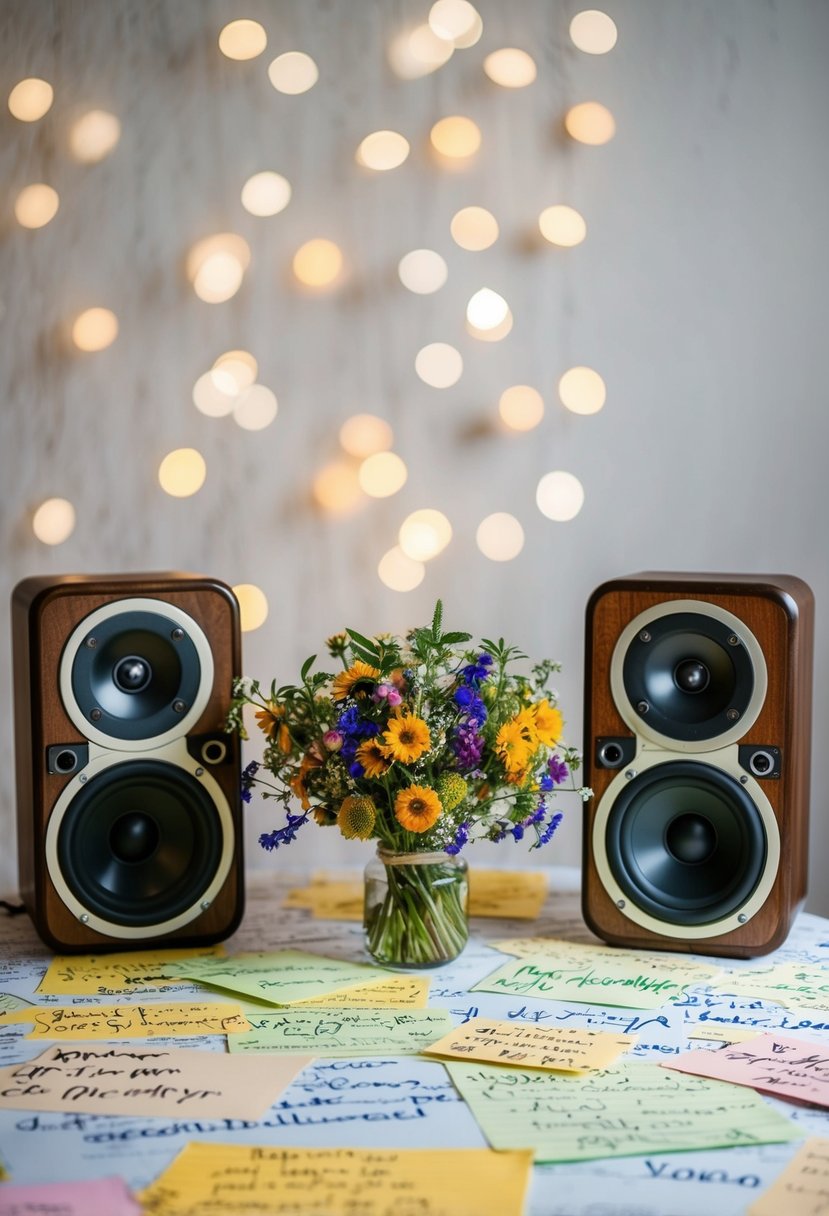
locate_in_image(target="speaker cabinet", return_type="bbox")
[12,573,244,953]
[583,572,813,958]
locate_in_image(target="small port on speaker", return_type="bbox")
[749,749,775,777]
[598,741,625,768]
[53,749,79,774]
[201,739,228,765]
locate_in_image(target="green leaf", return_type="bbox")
[431,600,444,638]
[440,631,472,645]
[346,628,381,660]
[300,654,317,682]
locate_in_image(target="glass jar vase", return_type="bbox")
[363,849,469,969]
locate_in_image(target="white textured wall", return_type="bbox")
[2,1,829,907]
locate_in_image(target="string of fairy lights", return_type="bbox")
[11,3,618,630]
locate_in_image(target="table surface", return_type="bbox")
[2,867,829,1216]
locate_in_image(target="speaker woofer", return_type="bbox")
[606,761,767,926]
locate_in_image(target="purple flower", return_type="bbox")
[547,755,570,786]
[445,821,470,856]
[452,721,484,770]
[259,810,310,851]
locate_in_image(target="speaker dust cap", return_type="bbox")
[610,599,767,751]
[59,597,214,750]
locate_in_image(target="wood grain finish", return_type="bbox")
[12,572,243,952]
[582,572,814,958]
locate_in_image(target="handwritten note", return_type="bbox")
[172,949,393,1005]
[228,1007,452,1056]
[0,1001,251,1039]
[423,1018,635,1072]
[283,870,548,921]
[232,974,431,1012]
[687,1025,763,1044]
[748,1137,829,1216]
[37,946,226,996]
[664,1033,829,1107]
[445,1058,800,1162]
[474,943,720,1009]
[0,1175,140,1216]
[0,993,33,1014]
[138,1143,534,1216]
[714,963,829,1013]
[0,1043,311,1120]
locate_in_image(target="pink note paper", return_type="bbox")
[664,1033,829,1107]
[0,1174,140,1216]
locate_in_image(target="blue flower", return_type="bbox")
[349,760,365,779]
[511,823,525,842]
[241,760,260,804]
[534,811,564,849]
[445,821,470,856]
[460,654,494,687]
[259,810,310,851]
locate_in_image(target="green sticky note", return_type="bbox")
[0,993,34,1014]
[228,1007,453,1056]
[446,1059,801,1163]
[172,950,393,1006]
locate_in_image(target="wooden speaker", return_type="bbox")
[12,572,244,952]
[583,572,813,958]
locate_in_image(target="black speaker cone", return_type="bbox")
[606,761,767,926]
[622,612,755,742]
[57,760,223,926]
[70,610,202,741]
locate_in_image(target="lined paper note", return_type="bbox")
[445,1059,800,1162]
[0,1002,251,1039]
[228,1007,453,1056]
[714,963,829,1013]
[664,1033,829,1107]
[172,950,392,1005]
[138,1144,534,1216]
[423,1018,635,1072]
[37,946,226,996]
[0,1175,140,1216]
[231,975,431,1013]
[0,1043,311,1119]
[748,1138,829,1215]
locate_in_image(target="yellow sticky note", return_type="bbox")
[469,870,547,919]
[424,1018,635,1072]
[38,946,226,996]
[138,1144,533,1216]
[231,975,430,1015]
[748,1138,829,1216]
[7,1002,250,1039]
[229,1007,453,1057]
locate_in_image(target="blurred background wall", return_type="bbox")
[2,0,828,906]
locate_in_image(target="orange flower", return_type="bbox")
[332,661,380,701]
[383,713,431,764]
[288,751,323,810]
[356,737,392,778]
[495,718,535,774]
[255,701,291,753]
[394,786,442,833]
[533,699,563,747]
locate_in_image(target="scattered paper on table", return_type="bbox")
[747,1137,829,1215]
[664,1033,829,1107]
[232,974,431,1011]
[687,1025,764,1044]
[282,870,548,921]
[445,1059,800,1162]
[138,1143,534,1216]
[0,1174,140,1216]
[37,946,226,996]
[0,1001,251,1039]
[171,949,392,1005]
[423,1018,635,1072]
[713,962,829,1013]
[0,992,33,1014]
[228,1007,453,1056]
[0,1043,311,1119]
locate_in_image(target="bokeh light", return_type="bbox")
[8,78,53,122]
[356,130,410,171]
[483,48,537,88]
[499,385,544,431]
[398,249,448,295]
[233,583,269,632]
[389,25,454,79]
[14,184,59,229]
[268,52,318,94]
[428,1,479,41]
[218,19,267,60]
[536,470,585,521]
[213,349,258,392]
[72,307,118,352]
[339,414,393,458]
[398,509,452,561]
[32,497,75,545]
[313,460,364,513]
[187,233,251,304]
[193,369,238,418]
[415,343,463,388]
[378,546,425,592]
[430,115,481,160]
[559,366,606,415]
[233,384,278,431]
[292,238,343,288]
[241,171,291,217]
[450,206,498,251]
[358,452,408,498]
[565,101,616,145]
[570,10,618,54]
[476,513,525,561]
[69,110,121,163]
[466,288,509,330]
[539,204,587,247]
[158,448,207,498]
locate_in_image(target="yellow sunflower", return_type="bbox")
[382,712,431,764]
[255,701,292,753]
[337,795,377,840]
[533,699,563,747]
[332,660,380,701]
[356,737,392,778]
[495,718,535,774]
[394,785,442,833]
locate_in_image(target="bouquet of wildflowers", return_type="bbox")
[227,602,586,965]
